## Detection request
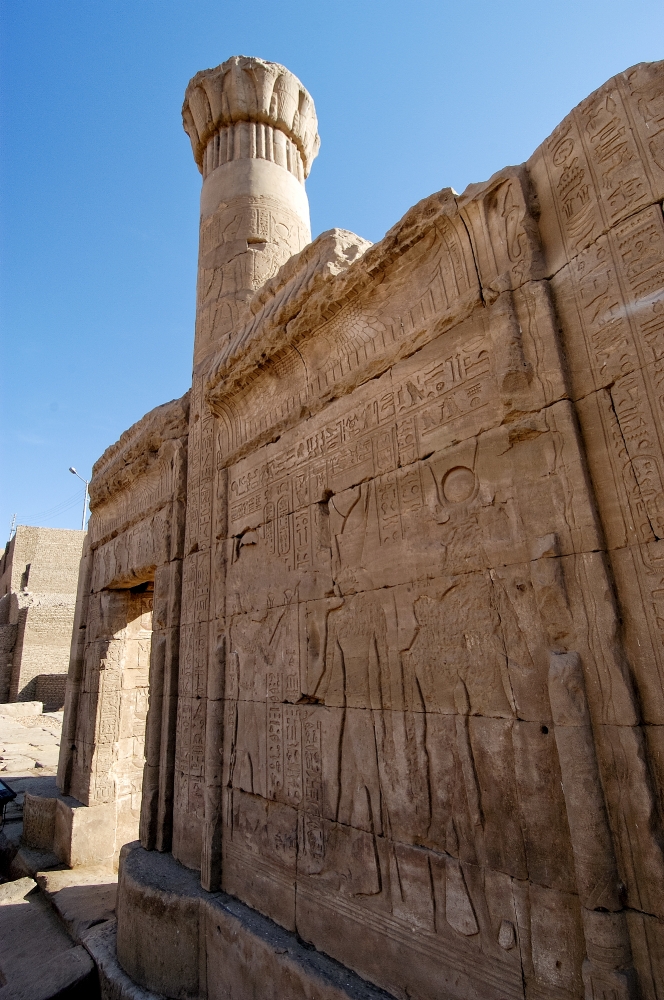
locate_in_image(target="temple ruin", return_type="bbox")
[29,55,664,998]
[0,526,85,708]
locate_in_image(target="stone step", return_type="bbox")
[36,865,117,944]
[8,845,64,880]
[0,876,98,999]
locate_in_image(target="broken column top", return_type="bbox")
[182,55,320,179]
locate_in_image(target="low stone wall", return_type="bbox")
[35,673,67,712]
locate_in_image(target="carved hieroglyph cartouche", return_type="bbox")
[57,57,664,1000]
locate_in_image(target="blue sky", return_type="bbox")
[1,0,662,536]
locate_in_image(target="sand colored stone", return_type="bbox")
[0,708,63,776]
[0,877,95,999]
[0,526,85,708]
[45,57,664,999]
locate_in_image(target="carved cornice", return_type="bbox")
[202,169,551,465]
[90,394,190,509]
[183,55,320,177]
[205,188,473,406]
[206,228,372,393]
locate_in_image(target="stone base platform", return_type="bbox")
[21,785,120,868]
[114,843,393,1000]
[86,922,164,1000]
[36,864,118,942]
[0,876,98,1000]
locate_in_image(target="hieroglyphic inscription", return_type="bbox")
[539,76,661,266]
[396,339,492,443]
[89,459,178,545]
[227,328,494,544]
[196,196,309,365]
[87,592,153,807]
[302,713,323,861]
[72,59,664,1000]
[538,67,664,751]
[172,371,218,863]
[557,204,664,545]
[211,210,481,461]
[284,706,302,805]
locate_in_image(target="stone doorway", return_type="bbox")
[55,580,155,865]
[99,582,153,853]
[20,579,155,868]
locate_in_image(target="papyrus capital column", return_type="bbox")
[183,56,320,366]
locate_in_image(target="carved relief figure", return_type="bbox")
[53,56,664,1000]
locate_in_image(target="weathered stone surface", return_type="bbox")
[22,791,57,849]
[0,701,43,718]
[51,399,189,870]
[36,864,117,943]
[0,875,96,1000]
[86,920,161,1000]
[89,397,190,514]
[55,56,664,1000]
[8,846,62,881]
[115,843,400,1000]
[0,526,85,706]
[0,713,62,780]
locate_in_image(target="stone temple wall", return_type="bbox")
[56,57,664,1000]
[56,395,189,862]
[0,526,85,705]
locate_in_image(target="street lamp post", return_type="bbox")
[69,467,89,531]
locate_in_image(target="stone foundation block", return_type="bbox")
[22,788,118,868]
[86,920,169,1000]
[22,791,57,850]
[116,843,394,1000]
[55,798,117,867]
[0,700,43,718]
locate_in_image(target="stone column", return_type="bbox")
[182,55,320,367]
[171,57,320,877]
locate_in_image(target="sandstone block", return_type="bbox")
[54,56,664,1000]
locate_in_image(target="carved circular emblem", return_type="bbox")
[442,467,476,503]
[552,136,574,166]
